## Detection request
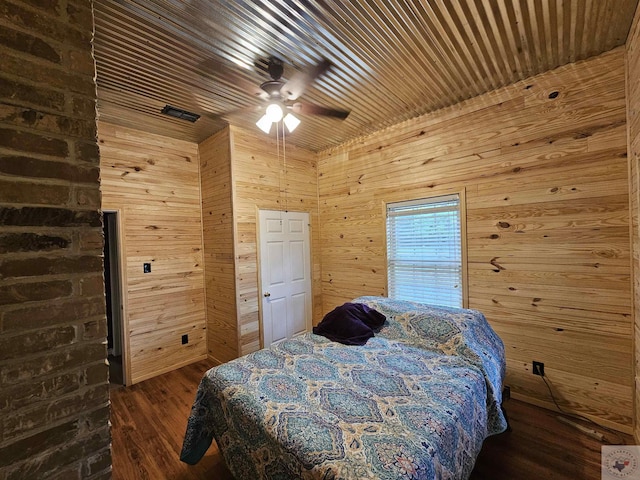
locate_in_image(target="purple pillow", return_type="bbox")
[313,302,386,345]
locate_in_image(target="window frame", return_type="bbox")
[383,189,468,308]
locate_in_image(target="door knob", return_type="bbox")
[263,292,271,297]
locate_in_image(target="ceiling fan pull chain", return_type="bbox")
[283,121,288,213]
[276,120,281,209]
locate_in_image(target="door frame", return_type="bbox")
[256,208,313,349]
[103,209,131,385]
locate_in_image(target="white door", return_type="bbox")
[259,210,312,347]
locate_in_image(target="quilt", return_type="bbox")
[180,296,508,479]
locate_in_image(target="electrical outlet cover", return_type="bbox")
[532,361,544,376]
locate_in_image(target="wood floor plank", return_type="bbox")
[110,361,232,480]
[110,360,634,479]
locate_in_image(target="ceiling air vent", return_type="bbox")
[160,105,200,122]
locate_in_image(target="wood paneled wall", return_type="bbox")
[229,126,321,355]
[199,129,238,364]
[317,49,632,432]
[627,3,640,442]
[99,123,207,384]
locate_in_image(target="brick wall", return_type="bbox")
[0,1,111,479]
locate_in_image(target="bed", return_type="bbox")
[180,296,508,479]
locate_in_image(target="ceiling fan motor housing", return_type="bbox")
[260,79,285,98]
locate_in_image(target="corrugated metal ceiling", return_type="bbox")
[93,0,639,152]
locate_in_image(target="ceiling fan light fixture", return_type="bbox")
[265,103,283,122]
[256,114,272,134]
[283,113,300,133]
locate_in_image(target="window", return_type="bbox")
[386,193,463,308]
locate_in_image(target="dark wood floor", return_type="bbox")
[110,360,633,480]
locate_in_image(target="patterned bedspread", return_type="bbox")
[180,296,507,479]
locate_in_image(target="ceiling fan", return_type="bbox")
[210,56,350,134]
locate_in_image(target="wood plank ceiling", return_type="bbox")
[93,0,639,152]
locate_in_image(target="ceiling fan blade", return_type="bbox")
[201,104,261,122]
[281,59,332,101]
[197,58,266,99]
[291,102,350,119]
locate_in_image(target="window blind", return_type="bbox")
[386,194,462,308]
